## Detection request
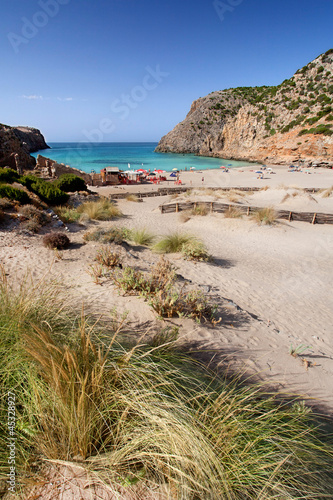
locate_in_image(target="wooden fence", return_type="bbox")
[110,185,322,200]
[159,201,333,225]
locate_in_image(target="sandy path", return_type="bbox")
[1,164,333,415]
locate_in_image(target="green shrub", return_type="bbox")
[0,184,30,204]
[53,174,87,192]
[20,175,69,205]
[54,206,81,223]
[0,168,20,184]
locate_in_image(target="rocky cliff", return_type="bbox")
[0,123,49,172]
[156,49,333,167]
[13,126,49,153]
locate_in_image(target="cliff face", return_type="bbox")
[156,50,333,167]
[0,123,49,172]
[13,126,49,153]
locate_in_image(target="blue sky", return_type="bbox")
[0,0,332,142]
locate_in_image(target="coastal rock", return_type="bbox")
[156,49,333,167]
[0,123,35,171]
[13,126,49,153]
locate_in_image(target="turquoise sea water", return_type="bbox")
[32,142,257,174]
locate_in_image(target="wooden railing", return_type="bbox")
[159,201,333,225]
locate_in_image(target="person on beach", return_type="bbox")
[202,176,204,184]
[101,168,106,185]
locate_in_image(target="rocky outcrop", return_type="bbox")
[0,124,35,172]
[156,50,333,167]
[13,126,49,153]
[0,123,50,172]
[36,155,91,184]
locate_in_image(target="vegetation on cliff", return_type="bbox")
[156,49,333,166]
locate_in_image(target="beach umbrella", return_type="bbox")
[255,170,263,174]
[172,168,178,171]
[220,166,226,169]
[170,172,177,177]
[190,166,196,170]
[147,172,157,176]
[154,169,166,174]
[137,168,147,173]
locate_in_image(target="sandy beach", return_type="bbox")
[1,163,333,416]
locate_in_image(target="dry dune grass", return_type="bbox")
[321,186,333,198]
[252,207,277,225]
[224,206,243,218]
[1,269,333,498]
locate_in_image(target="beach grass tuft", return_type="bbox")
[54,205,82,223]
[1,270,333,498]
[224,206,243,218]
[130,228,155,246]
[252,207,277,225]
[77,198,122,221]
[152,232,196,254]
[321,185,333,198]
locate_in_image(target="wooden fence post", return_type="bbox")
[247,207,250,216]
[288,212,292,222]
[176,203,179,213]
[311,213,317,225]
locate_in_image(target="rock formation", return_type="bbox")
[36,155,91,184]
[156,49,333,167]
[13,126,49,153]
[0,123,49,172]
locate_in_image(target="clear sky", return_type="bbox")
[0,0,332,142]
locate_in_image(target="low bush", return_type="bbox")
[148,287,216,320]
[20,219,43,233]
[77,198,122,221]
[83,227,131,244]
[0,184,30,205]
[18,205,48,225]
[0,198,13,209]
[0,167,20,184]
[43,232,70,249]
[54,205,81,223]
[182,239,210,261]
[95,247,122,268]
[53,174,87,192]
[20,175,69,205]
